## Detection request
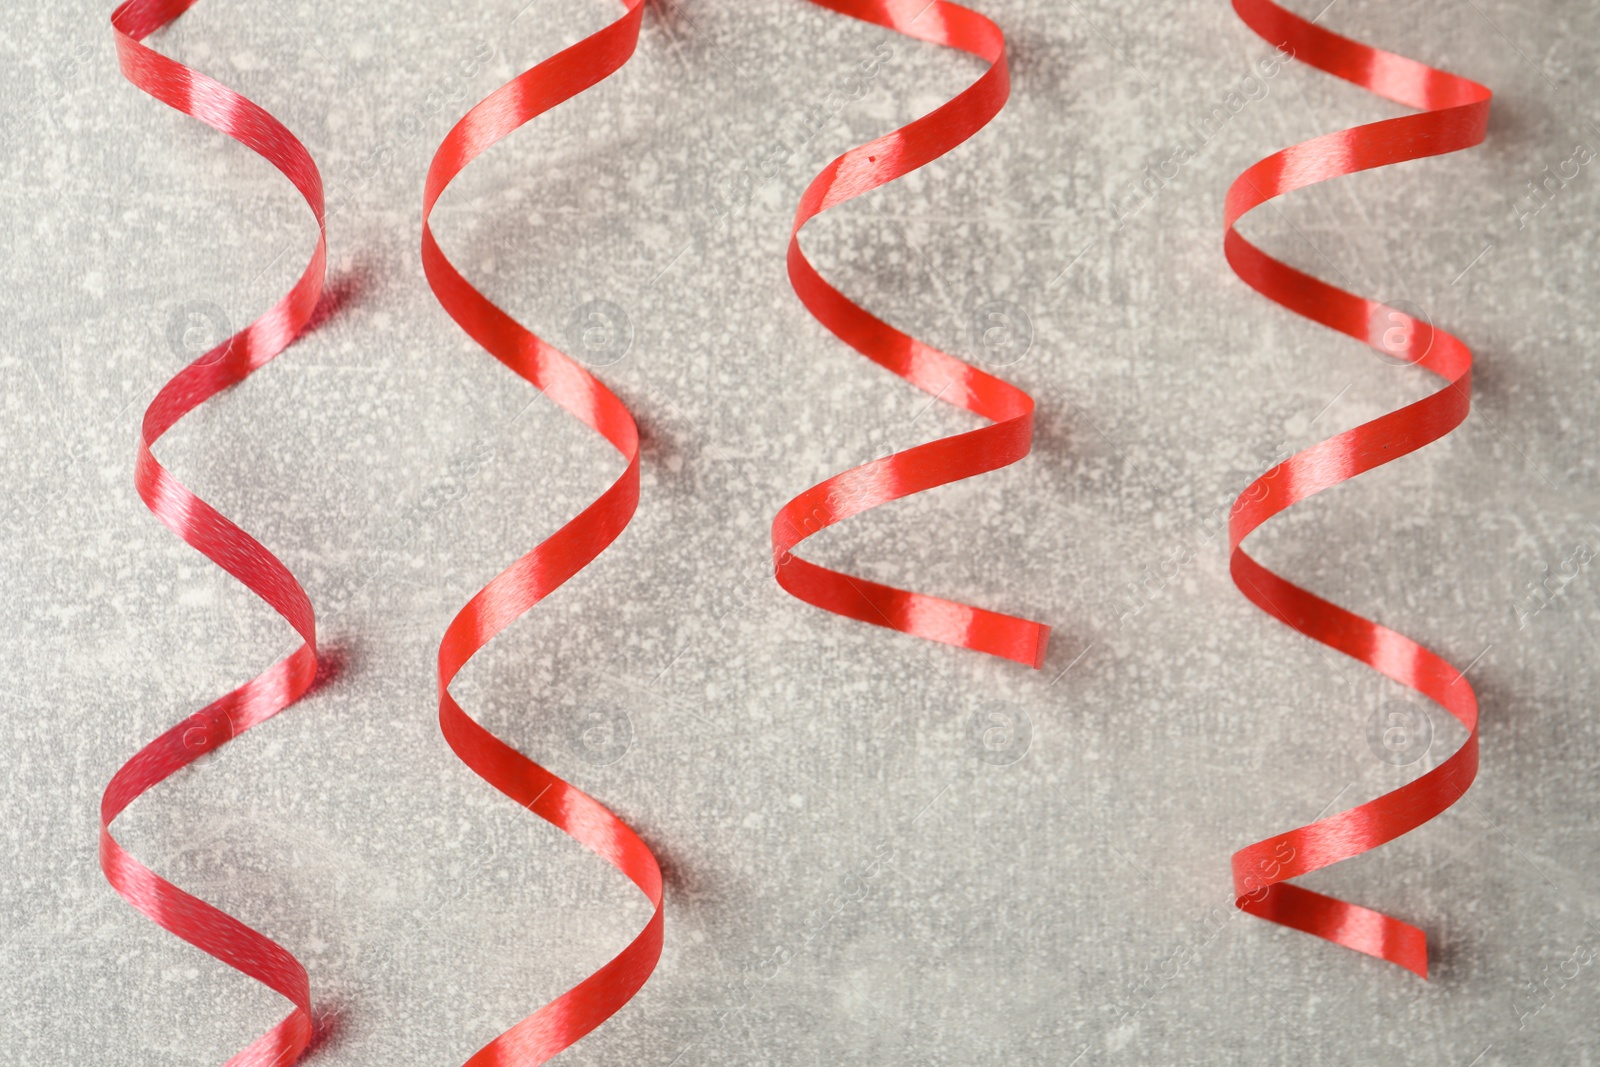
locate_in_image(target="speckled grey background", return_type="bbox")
[3,0,1598,1063]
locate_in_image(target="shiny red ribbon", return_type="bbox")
[102,0,327,1063]
[771,0,1050,669]
[423,2,662,1063]
[1225,0,1491,978]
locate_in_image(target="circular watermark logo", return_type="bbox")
[968,299,1033,367]
[180,705,235,753]
[564,299,632,366]
[566,706,633,766]
[1366,297,1434,367]
[972,700,1032,766]
[1365,699,1433,766]
[166,300,232,366]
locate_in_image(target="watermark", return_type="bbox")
[321,429,506,620]
[968,299,1033,367]
[16,435,90,519]
[0,41,93,146]
[324,40,495,222]
[1453,141,1597,287]
[1512,539,1594,629]
[716,834,897,1028]
[1365,699,1433,766]
[563,299,632,366]
[1365,296,1435,367]
[180,705,237,754]
[1510,143,1595,230]
[708,39,895,225]
[1100,434,1296,632]
[165,300,233,366]
[561,705,633,767]
[1102,534,1202,632]
[1512,922,1600,1030]
[1105,842,1294,1028]
[972,700,1032,766]
[1111,45,1294,227]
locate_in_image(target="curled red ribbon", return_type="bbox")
[1225,0,1491,978]
[102,0,326,1062]
[423,2,662,1063]
[771,0,1050,669]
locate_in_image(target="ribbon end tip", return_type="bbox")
[1030,627,1051,670]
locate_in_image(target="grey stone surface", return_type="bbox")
[3,0,1598,1063]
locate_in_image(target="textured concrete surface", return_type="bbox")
[3,0,1599,1063]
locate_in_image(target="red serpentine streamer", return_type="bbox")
[1225,0,1490,978]
[771,0,1050,669]
[101,0,326,1063]
[422,2,662,1063]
